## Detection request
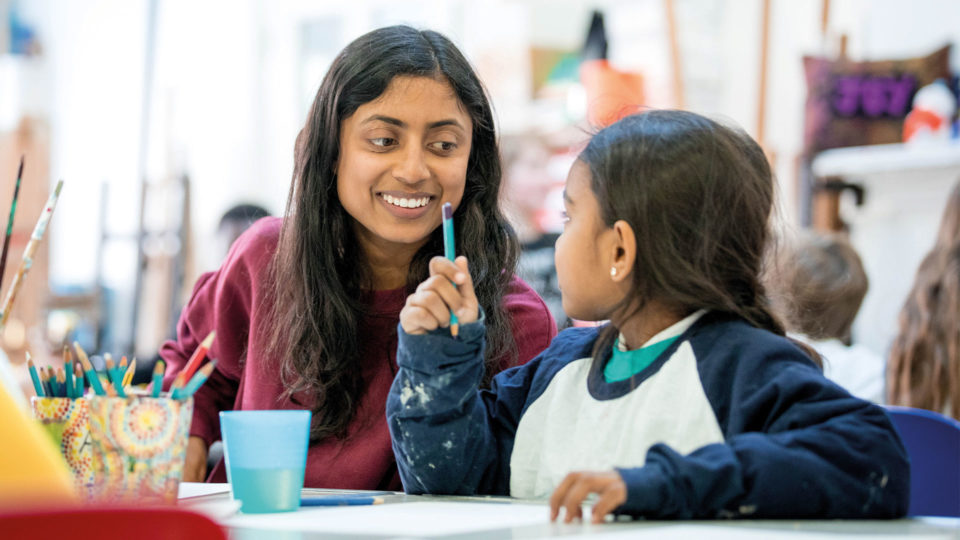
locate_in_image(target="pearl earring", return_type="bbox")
[610,267,617,277]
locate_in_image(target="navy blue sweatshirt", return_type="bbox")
[387,310,910,519]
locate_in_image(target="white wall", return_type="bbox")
[16,0,960,354]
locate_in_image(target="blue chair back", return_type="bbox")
[886,406,960,517]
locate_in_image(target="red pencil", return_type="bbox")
[173,330,216,390]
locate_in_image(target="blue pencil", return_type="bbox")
[300,496,384,507]
[441,202,459,338]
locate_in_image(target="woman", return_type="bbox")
[161,26,557,488]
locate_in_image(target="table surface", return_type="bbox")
[177,484,960,539]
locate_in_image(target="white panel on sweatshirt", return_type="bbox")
[509,341,725,499]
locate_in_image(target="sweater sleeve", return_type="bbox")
[501,277,557,369]
[387,316,541,496]
[615,355,910,519]
[158,219,276,448]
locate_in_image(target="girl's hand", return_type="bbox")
[549,470,628,524]
[401,256,478,335]
[182,436,209,482]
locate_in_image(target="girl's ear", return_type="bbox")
[610,219,636,283]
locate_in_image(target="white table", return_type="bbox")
[178,483,960,539]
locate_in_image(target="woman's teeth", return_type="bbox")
[381,194,430,208]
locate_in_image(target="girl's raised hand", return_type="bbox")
[400,255,479,335]
[549,470,627,524]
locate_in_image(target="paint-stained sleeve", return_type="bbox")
[614,352,910,519]
[387,316,538,495]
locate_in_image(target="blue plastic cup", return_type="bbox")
[220,410,311,513]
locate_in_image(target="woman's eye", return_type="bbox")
[561,210,570,223]
[429,141,457,152]
[370,137,397,148]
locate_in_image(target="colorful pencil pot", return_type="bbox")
[86,396,193,504]
[30,397,95,498]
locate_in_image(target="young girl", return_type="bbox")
[388,110,909,520]
[160,26,557,487]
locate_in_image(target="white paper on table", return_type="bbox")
[178,482,232,499]
[577,524,955,540]
[224,501,551,537]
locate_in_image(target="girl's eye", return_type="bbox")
[429,141,457,153]
[561,210,570,223]
[370,137,397,148]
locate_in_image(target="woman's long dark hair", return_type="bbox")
[268,26,519,443]
[579,110,819,366]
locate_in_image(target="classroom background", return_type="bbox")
[1,0,960,403]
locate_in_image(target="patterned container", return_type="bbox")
[30,397,94,498]
[87,396,193,504]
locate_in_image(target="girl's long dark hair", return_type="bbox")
[888,182,960,419]
[268,26,519,443]
[579,110,819,366]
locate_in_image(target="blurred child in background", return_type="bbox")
[771,232,885,403]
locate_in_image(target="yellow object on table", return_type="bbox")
[0,380,76,507]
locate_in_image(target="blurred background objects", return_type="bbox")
[0,0,959,402]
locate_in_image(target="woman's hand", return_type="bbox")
[401,256,478,335]
[182,436,209,482]
[549,470,628,524]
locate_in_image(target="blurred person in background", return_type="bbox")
[770,232,884,403]
[888,181,960,419]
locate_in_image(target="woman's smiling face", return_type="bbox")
[336,75,473,257]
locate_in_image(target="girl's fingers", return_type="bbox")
[549,473,578,521]
[560,477,597,523]
[589,482,627,524]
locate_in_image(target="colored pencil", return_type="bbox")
[26,353,43,397]
[46,366,59,397]
[74,342,105,396]
[104,356,125,398]
[121,357,135,388]
[172,360,216,400]
[39,368,50,397]
[300,496,384,506]
[151,360,164,398]
[173,330,215,391]
[74,363,84,398]
[56,368,66,398]
[63,346,74,399]
[0,180,64,331]
[0,156,25,293]
[442,202,459,338]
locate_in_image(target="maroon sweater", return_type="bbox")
[160,217,557,490]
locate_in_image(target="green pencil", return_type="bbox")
[73,363,84,398]
[63,347,74,399]
[173,360,216,400]
[46,366,59,397]
[26,353,43,397]
[104,356,126,398]
[442,202,459,338]
[151,360,164,398]
[74,342,105,396]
